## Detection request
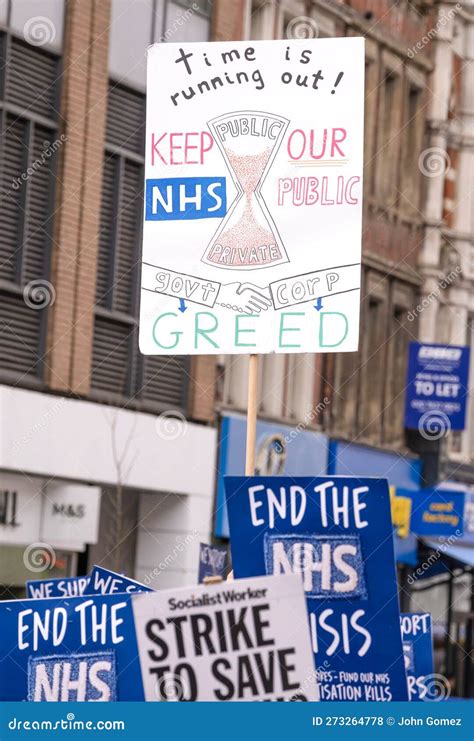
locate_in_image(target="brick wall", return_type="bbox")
[211,0,246,41]
[46,0,111,394]
[347,0,433,49]
[188,356,217,423]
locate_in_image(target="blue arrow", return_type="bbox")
[178,298,187,313]
[314,297,323,311]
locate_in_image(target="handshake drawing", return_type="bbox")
[217,282,273,314]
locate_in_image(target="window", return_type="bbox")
[249,0,334,41]
[108,0,212,90]
[358,293,387,442]
[376,71,402,206]
[364,57,377,195]
[221,355,249,411]
[250,0,275,40]
[383,300,411,446]
[437,303,451,344]
[221,352,316,423]
[259,355,286,419]
[400,84,423,211]
[8,0,65,54]
[0,34,60,383]
[90,82,189,412]
[284,354,318,422]
[220,355,288,418]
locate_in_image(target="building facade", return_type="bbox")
[415,1,474,482]
[407,1,474,696]
[213,0,433,513]
[0,0,219,595]
[0,2,472,693]
[216,0,433,450]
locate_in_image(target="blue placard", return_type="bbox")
[198,543,227,583]
[405,343,470,432]
[26,575,90,599]
[407,488,465,537]
[0,593,143,701]
[328,440,422,567]
[84,566,153,595]
[400,613,434,701]
[225,475,408,701]
[145,177,226,220]
[215,414,329,538]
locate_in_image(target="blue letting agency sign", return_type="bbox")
[84,566,153,595]
[400,613,434,701]
[0,593,143,701]
[405,343,470,432]
[225,475,408,701]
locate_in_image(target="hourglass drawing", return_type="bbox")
[202,111,290,271]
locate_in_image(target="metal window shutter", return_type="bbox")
[22,125,52,283]
[106,84,145,155]
[91,315,134,396]
[141,355,189,410]
[0,291,41,377]
[96,155,117,307]
[6,38,58,121]
[0,115,26,282]
[92,83,189,410]
[114,159,142,315]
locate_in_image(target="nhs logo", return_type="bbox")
[264,534,367,600]
[145,177,226,220]
[28,651,116,702]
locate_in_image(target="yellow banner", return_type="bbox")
[390,485,412,539]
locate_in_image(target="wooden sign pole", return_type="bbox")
[245,353,259,476]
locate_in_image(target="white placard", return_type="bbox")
[132,573,318,701]
[40,483,101,547]
[140,38,364,355]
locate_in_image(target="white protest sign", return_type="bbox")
[140,38,364,355]
[132,574,318,701]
